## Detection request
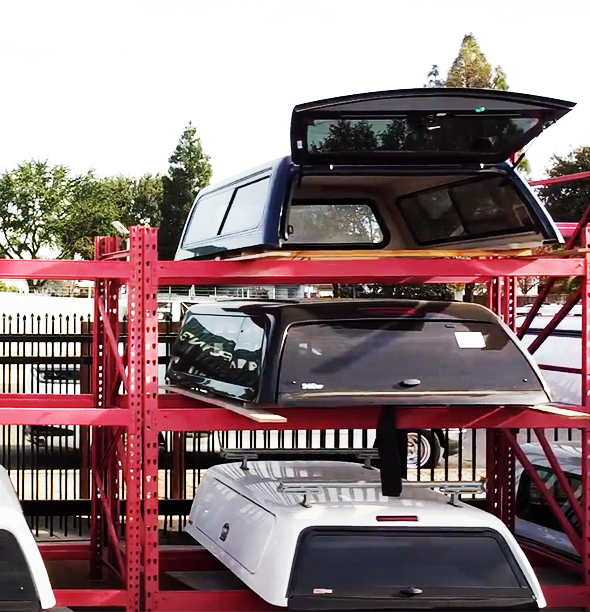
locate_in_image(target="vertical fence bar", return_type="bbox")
[80,319,92,499]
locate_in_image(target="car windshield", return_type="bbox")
[279,319,543,396]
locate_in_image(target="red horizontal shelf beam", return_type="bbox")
[0,394,95,408]
[0,408,130,426]
[0,395,130,425]
[530,171,590,186]
[40,543,91,561]
[0,259,129,281]
[154,585,586,612]
[155,590,276,612]
[158,258,584,286]
[157,400,588,431]
[557,222,577,239]
[54,589,127,607]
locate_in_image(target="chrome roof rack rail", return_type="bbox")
[277,479,487,507]
[221,448,379,470]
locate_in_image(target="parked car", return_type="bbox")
[175,88,572,262]
[187,460,546,610]
[517,305,581,406]
[515,442,582,559]
[0,465,55,610]
[167,299,552,408]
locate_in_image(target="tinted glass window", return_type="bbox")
[307,117,539,155]
[227,316,265,395]
[516,468,582,535]
[183,189,233,246]
[0,529,38,601]
[398,176,535,245]
[221,177,270,235]
[176,314,243,382]
[279,320,542,396]
[291,529,527,597]
[288,200,384,245]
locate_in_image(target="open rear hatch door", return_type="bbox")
[291,88,574,166]
[290,89,574,250]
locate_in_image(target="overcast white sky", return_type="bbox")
[1,0,588,184]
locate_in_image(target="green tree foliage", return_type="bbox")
[54,173,164,260]
[424,65,444,88]
[540,146,590,222]
[421,34,525,301]
[0,160,164,269]
[337,283,455,301]
[0,161,76,260]
[425,34,527,176]
[56,173,123,260]
[122,174,163,228]
[443,34,508,90]
[0,281,20,293]
[159,122,212,260]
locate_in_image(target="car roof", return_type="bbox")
[183,298,501,324]
[196,157,289,200]
[210,460,488,519]
[521,442,582,475]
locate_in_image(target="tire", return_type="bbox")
[406,430,442,469]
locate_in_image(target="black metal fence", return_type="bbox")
[0,311,577,540]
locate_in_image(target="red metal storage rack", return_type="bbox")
[0,173,588,609]
[151,255,590,611]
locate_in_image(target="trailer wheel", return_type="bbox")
[407,430,441,469]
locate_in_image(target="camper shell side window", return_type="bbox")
[182,188,234,247]
[181,174,272,250]
[171,313,266,401]
[397,174,538,246]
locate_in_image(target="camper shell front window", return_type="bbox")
[288,527,536,609]
[287,199,386,246]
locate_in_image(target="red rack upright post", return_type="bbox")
[582,226,590,587]
[139,228,161,612]
[125,227,150,611]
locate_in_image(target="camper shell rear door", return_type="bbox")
[290,88,573,167]
[289,88,573,249]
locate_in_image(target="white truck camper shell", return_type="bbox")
[186,460,546,610]
[0,466,55,611]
